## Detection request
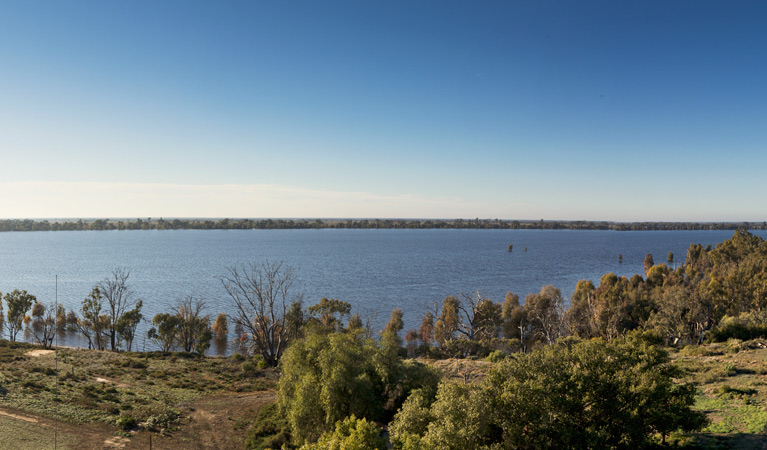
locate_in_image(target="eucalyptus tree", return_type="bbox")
[97,268,140,351]
[31,302,57,349]
[4,289,35,342]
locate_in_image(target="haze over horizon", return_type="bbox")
[1,1,766,222]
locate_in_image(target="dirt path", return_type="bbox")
[179,391,276,450]
[25,349,55,357]
[0,409,40,424]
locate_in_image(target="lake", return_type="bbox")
[1,229,763,353]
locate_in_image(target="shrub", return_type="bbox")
[300,415,386,450]
[709,314,767,342]
[244,402,292,450]
[116,414,137,430]
[391,334,707,449]
[484,350,506,363]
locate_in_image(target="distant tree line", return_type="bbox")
[0,217,765,232]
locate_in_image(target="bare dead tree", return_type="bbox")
[221,261,299,367]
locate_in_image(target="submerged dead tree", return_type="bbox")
[221,261,300,367]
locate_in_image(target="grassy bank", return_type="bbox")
[3,338,767,448]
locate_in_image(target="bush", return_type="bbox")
[391,334,707,449]
[245,402,292,450]
[484,350,506,363]
[709,314,767,342]
[278,331,439,444]
[300,415,386,450]
[115,414,137,430]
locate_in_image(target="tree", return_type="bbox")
[382,308,405,346]
[115,299,143,351]
[212,313,228,341]
[148,313,180,352]
[31,302,56,349]
[76,287,109,350]
[221,261,300,367]
[524,285,566,345]
[174,296,210,353]
[347,313,364,332]
[4,289,35,342]
[278,331,439,445]
[434,296,460,345]
[418,312,434,345]
[644,253,655,275]
[307,298,351,333]
[97,268,139,351]
[501,292,524,340]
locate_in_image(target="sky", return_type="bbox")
[0,1,765,221]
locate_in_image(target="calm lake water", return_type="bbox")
[1,229,764,353]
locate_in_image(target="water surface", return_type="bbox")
[1,229,762,352]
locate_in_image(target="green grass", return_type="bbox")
[673,339,767,447]
[0,415,78,450]
[0,340,275,430]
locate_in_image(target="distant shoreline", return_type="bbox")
[0,218,765,232]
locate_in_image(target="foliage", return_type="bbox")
[245,402,293,450]
[307,298,352,333]
[212,312,228,341]
[277,330,439,445]
[97,268,139,351]
[115,299,143,351]
[148,313,181,352]
[4,289,36,342]
[391,334,706,449]
[299,415,386,450]
[30,302,56,349]
[708,313,767,342]
[76,287,110,350]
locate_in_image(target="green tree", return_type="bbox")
[565,280,596,338]
[501,291,524,341]
[382,308,405,346]
[307,298,351,333]
[148,313,180,352]
[278,331,438,445]
[433,296,459,345]
[4,289,35,342]
[115,299,143,351]
[300,416,386,450]
[76,287,109,350]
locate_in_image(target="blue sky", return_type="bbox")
[1,1,765,221]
